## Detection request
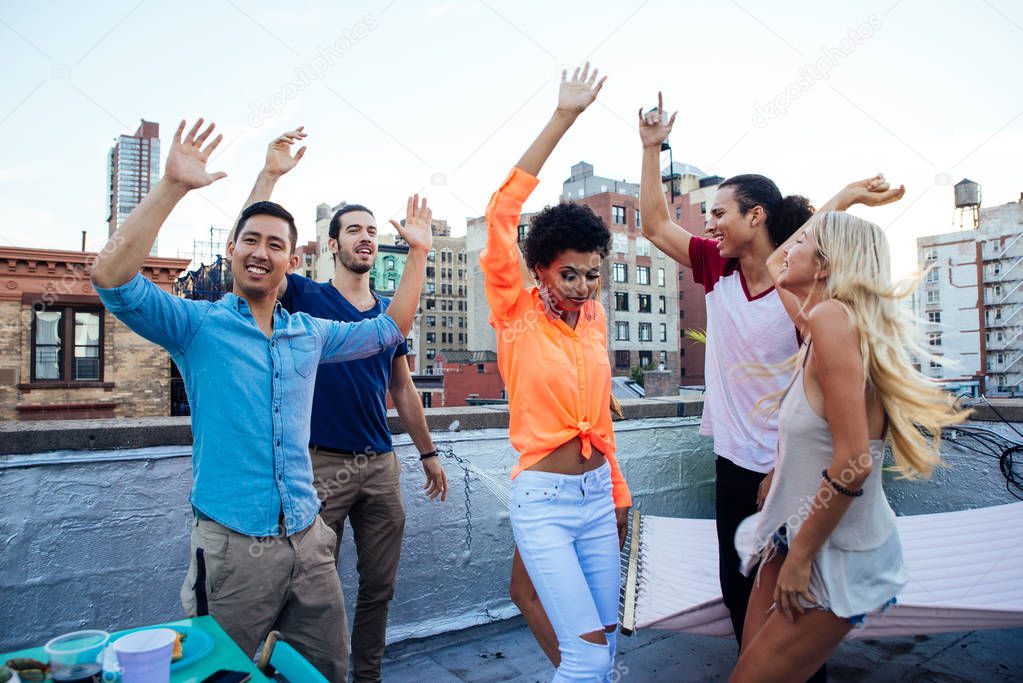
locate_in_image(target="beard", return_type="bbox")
[338,248,373,275]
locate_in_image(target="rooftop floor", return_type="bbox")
[381,616,1023,682]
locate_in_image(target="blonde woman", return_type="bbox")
[730,185,969,683]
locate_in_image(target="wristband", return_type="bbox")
[821,468,863,497]
[419,450,438,461]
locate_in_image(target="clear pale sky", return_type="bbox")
[1,0,1020,276]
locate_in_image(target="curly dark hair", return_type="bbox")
[523,202,611,272]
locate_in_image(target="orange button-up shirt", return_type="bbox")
[480,167,631,508]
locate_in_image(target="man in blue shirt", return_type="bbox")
[90,118,433,683]
[239,128,447,682]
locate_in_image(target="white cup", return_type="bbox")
[112,628,177,683]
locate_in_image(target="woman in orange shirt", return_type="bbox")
[481,63,631,682]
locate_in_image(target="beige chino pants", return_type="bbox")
[311,448,406,683]
[180,514,349,682]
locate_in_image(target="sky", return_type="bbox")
[1,0,1020,277]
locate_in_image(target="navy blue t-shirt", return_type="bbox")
[281,272,408,454]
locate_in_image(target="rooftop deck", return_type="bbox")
[2,398,1021,680]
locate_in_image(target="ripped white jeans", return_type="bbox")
[510,461,620,682]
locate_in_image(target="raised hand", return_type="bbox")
[164,119,227,190]
[838,173,906,209]
[557,62,606,115]
[639,91,677,149]
[263,126,307,177]
[390,194,433,253]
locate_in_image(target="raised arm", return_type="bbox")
[225,127,308,291]
[767,175,905,283]
[384,195,433,335]
[638,93,691,267]
[92,119,226,288]
[481,64,605,321]
[768,175,905,327]
[517,63,605,175]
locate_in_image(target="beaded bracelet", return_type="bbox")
[821,468,864,497]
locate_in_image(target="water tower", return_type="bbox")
[954,178,981,229]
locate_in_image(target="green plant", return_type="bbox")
[684,328,707,345]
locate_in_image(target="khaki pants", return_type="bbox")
[311,448,406,683]
[180,515,349,682]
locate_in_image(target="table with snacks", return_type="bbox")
[0,616,270,682]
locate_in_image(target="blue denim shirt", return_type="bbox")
[96,273,405,536]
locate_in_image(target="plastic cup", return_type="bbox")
[112,628,177,683]
[44,630,109,682]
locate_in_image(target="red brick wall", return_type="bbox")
[441,361,504,407]
[668,194,709,386]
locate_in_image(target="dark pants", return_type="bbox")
[715,455,765,644]
[312,448,406,683]
[715,456,828,682]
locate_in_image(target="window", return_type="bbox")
[426,349,436,359]
[477,363,486,374]
[997,353,1005,365]
[425,283,435,294]
[638,294,651,313]
[426,332,436,343]
[675,207,682,220]
[639,350,653,367]
[658,350,667,366]
[700,201,707,215]
[657,268,666,287]
[32,307,103,382]
[612,233,628,253]
[926,268,939,283]
[659,323,667,342]
[928,332,942,347]
[616,321,630,341]
[638,322,653,341]
[925,248,938,262]
[518,224,528,242]
[929,359,941,369]
[614,291,629,311]
[658,295,667,314]
[612,205,626,224]
[422,392,432,408]
[994,285,1003,297]
[927,311,941,324]
[926,289,940,305]
[615,350,630,369]
[426,316,436,326]
[637,266,650,286]
[636,236,651,257]
[613,263,628,283]
[635,209,642,228]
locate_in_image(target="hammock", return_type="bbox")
[619,502,1023,639]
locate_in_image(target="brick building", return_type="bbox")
[0,246,190,420]
[435,350,504,407]
[565,163,681,378]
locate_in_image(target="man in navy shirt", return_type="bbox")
[237,128,447,682]
[91,119,432,682]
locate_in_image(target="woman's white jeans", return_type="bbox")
[510,461,620,682]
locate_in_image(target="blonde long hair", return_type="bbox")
[744,211,965,474]
[806,211,969,477]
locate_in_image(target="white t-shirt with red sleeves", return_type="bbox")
[689,236,801,473]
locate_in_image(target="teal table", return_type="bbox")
[1,616,271,682]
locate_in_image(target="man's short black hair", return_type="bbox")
[233,201,298,253]
[328,204,375,240]
[523,202,611,272]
